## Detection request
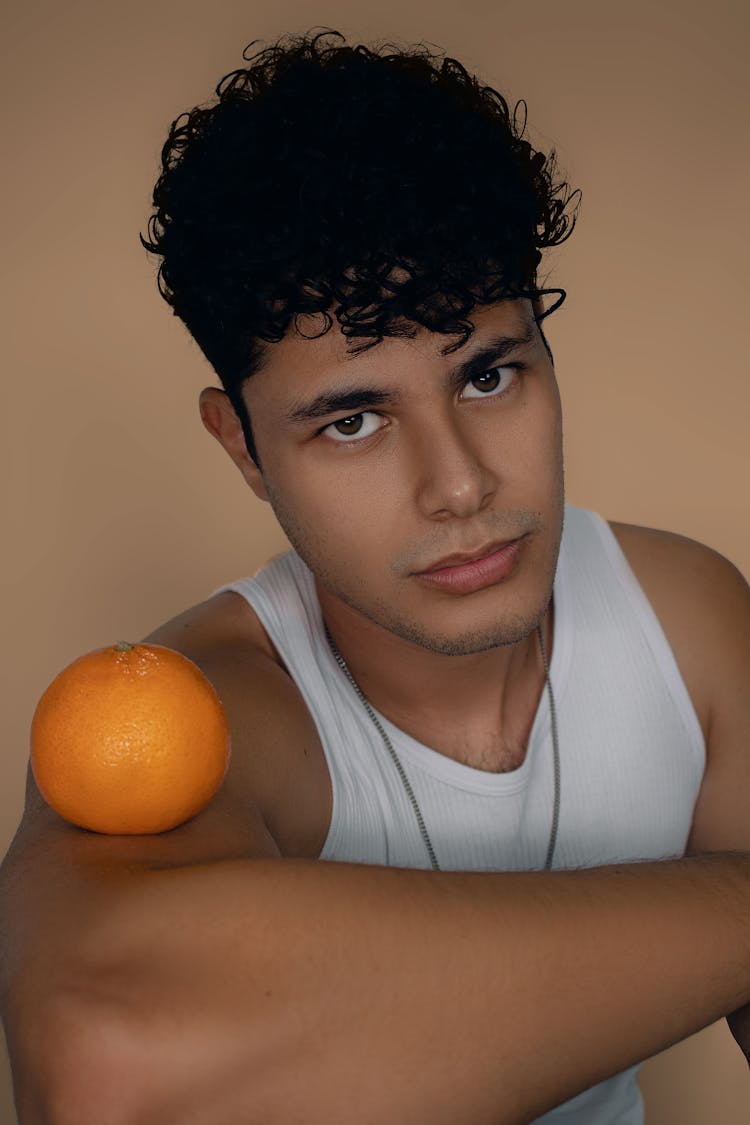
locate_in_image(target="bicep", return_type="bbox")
[678,549,750,1059]
[145,602,331,859]
[685,550,750,856]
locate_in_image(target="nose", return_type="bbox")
[411,411,498,520]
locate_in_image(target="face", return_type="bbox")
[211,298,565,657]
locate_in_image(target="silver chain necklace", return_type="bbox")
[324,617,561,871]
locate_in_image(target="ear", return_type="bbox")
[198,387,269,502]
[529,296,555,366]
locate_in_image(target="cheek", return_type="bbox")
[293,450,396,515]
[484,401,561,482]
[525,387,563,468]
[268,458,393,556]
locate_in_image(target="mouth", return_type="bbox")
[413,536,528,595]
[417,538,521,575]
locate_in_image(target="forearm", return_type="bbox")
[15,851,750,1125]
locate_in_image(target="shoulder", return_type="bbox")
[606,518,750,751]
[143,587,283,665]
[9,585,331,901]
[606,519,748,629]
[142,589,332,859]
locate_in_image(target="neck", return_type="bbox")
[317,582,554,762]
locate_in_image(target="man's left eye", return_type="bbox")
[461,366,517,399]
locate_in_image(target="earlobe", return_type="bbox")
[198,387,269,502]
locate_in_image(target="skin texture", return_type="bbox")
[3,296,750,1123]
[200,296,564,769]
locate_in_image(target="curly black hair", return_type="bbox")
[141,28,580,466]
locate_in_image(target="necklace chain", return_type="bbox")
[324,618,561,872]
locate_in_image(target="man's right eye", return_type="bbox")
[321,412,383,444]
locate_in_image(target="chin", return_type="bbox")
[390,618,544,657]
[363,583,552,657]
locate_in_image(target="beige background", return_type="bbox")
[1,0,748,1120]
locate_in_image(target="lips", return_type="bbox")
[414,537,527,595]
[418,538,518,575]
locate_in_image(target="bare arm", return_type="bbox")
[6,781,750,1124]
[610,521,750,1066]
[676,541,750,1062]
[4,599,750,1125]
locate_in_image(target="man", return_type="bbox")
[2,27,750,1125]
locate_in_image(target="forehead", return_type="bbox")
[245,298,537,409]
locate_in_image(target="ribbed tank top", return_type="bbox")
[214,503,705,1125]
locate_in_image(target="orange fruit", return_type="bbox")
[31,641,231,835]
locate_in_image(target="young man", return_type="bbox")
[2,27,750,1125]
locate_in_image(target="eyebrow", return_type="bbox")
[283,325,537,427]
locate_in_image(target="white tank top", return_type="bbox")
[214,503,705,1125]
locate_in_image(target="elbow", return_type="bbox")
[7,989,148,1125]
